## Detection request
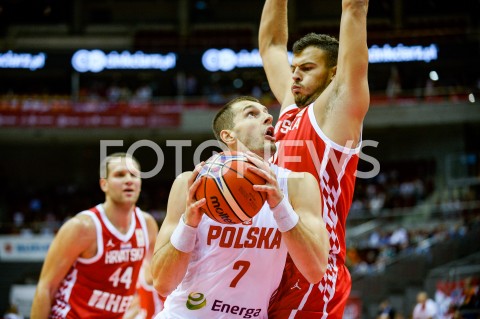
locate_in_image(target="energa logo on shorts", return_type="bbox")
[186,292,207,310]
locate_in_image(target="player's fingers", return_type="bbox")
[192,161,205,178]
[187,162,205,188]
[252,184,273,192]
[245,151,268,170]
[188,176,203,198]
[253,184,284,207]
[193,197,206,208]
[247,165,274,184]
[187,198,206,214]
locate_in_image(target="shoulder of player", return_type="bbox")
[170,171,195,191]
[287,171,316,184]
[71,213,97,231]
[287,171,318,195]
[175,171,194,183]
[141,211,159,232]
[139,209,155,222]
[165,171,194,209]
[56,214,97,243]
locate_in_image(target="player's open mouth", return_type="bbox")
[265,126,275,141]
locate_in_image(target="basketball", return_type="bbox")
[195,151,267,224]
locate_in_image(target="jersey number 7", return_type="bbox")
[230,260,250,288]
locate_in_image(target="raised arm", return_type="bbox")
[259,0,295,109]
[318,0,370,146]
[151,170,205,297]
[30,216,96,319]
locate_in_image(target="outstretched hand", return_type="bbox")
[244,151,284,208]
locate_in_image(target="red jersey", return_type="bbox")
[136,264,164,319]
[269,104,360,319]
[50,205,150,319]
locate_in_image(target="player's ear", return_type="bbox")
[220,129,236,146]
[329,66,337,81]
[99,178,108,192]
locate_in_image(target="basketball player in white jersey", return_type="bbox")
[31,153,158,319]
[151,96,330,318]
[259,0,370,317]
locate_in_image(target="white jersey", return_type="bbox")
[157,164,290,319]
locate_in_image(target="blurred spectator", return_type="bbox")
[133,84,153,103]
[413,291,438,319]
[106,82,122,103]
[185,74,199,96]
[368,229,383,249]
[386,65,402,101]
[12,211,25,229]
[3,304,23,319]
[377,298,396,319]
[175,72,186,96]
[389,227,409,253]
[424,78,438,101]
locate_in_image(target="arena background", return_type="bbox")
[0,0,479,318]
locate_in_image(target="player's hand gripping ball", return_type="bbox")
[195,151,267,224]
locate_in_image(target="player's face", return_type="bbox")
[291,47,333,107]
[231,101,276,158]
[103,157,142,206]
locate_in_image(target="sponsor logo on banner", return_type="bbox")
[0,235,53,261]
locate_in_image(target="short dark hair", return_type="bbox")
[293,33,339,68]
[100,152,140,178]
[212,96,260,141]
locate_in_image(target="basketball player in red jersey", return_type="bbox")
[123,262,164,319]
[136,262,164,318]
[31,153,159,319]
[259,0,370,318]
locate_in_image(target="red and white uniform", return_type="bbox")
[135,265,164,319]
[50,204,149,319]
[269,104,361,319]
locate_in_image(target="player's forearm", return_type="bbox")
[339,0,369,78]
[259,0,289,52]
[271,197,329,283]
[343,0,369,15]
[335,0,369,121]
[282,221,329,284]
[151,244,190,297]
[30,288,53,319]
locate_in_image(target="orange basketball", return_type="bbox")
[195,151,267,224]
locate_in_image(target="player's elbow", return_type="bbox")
[258,41,274,58]
[259,37,287,58]
[308,235,330,284]
[304,263,327,284]
[302,249,329,284]
[153,279,174,298]
[151,264,174,297]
